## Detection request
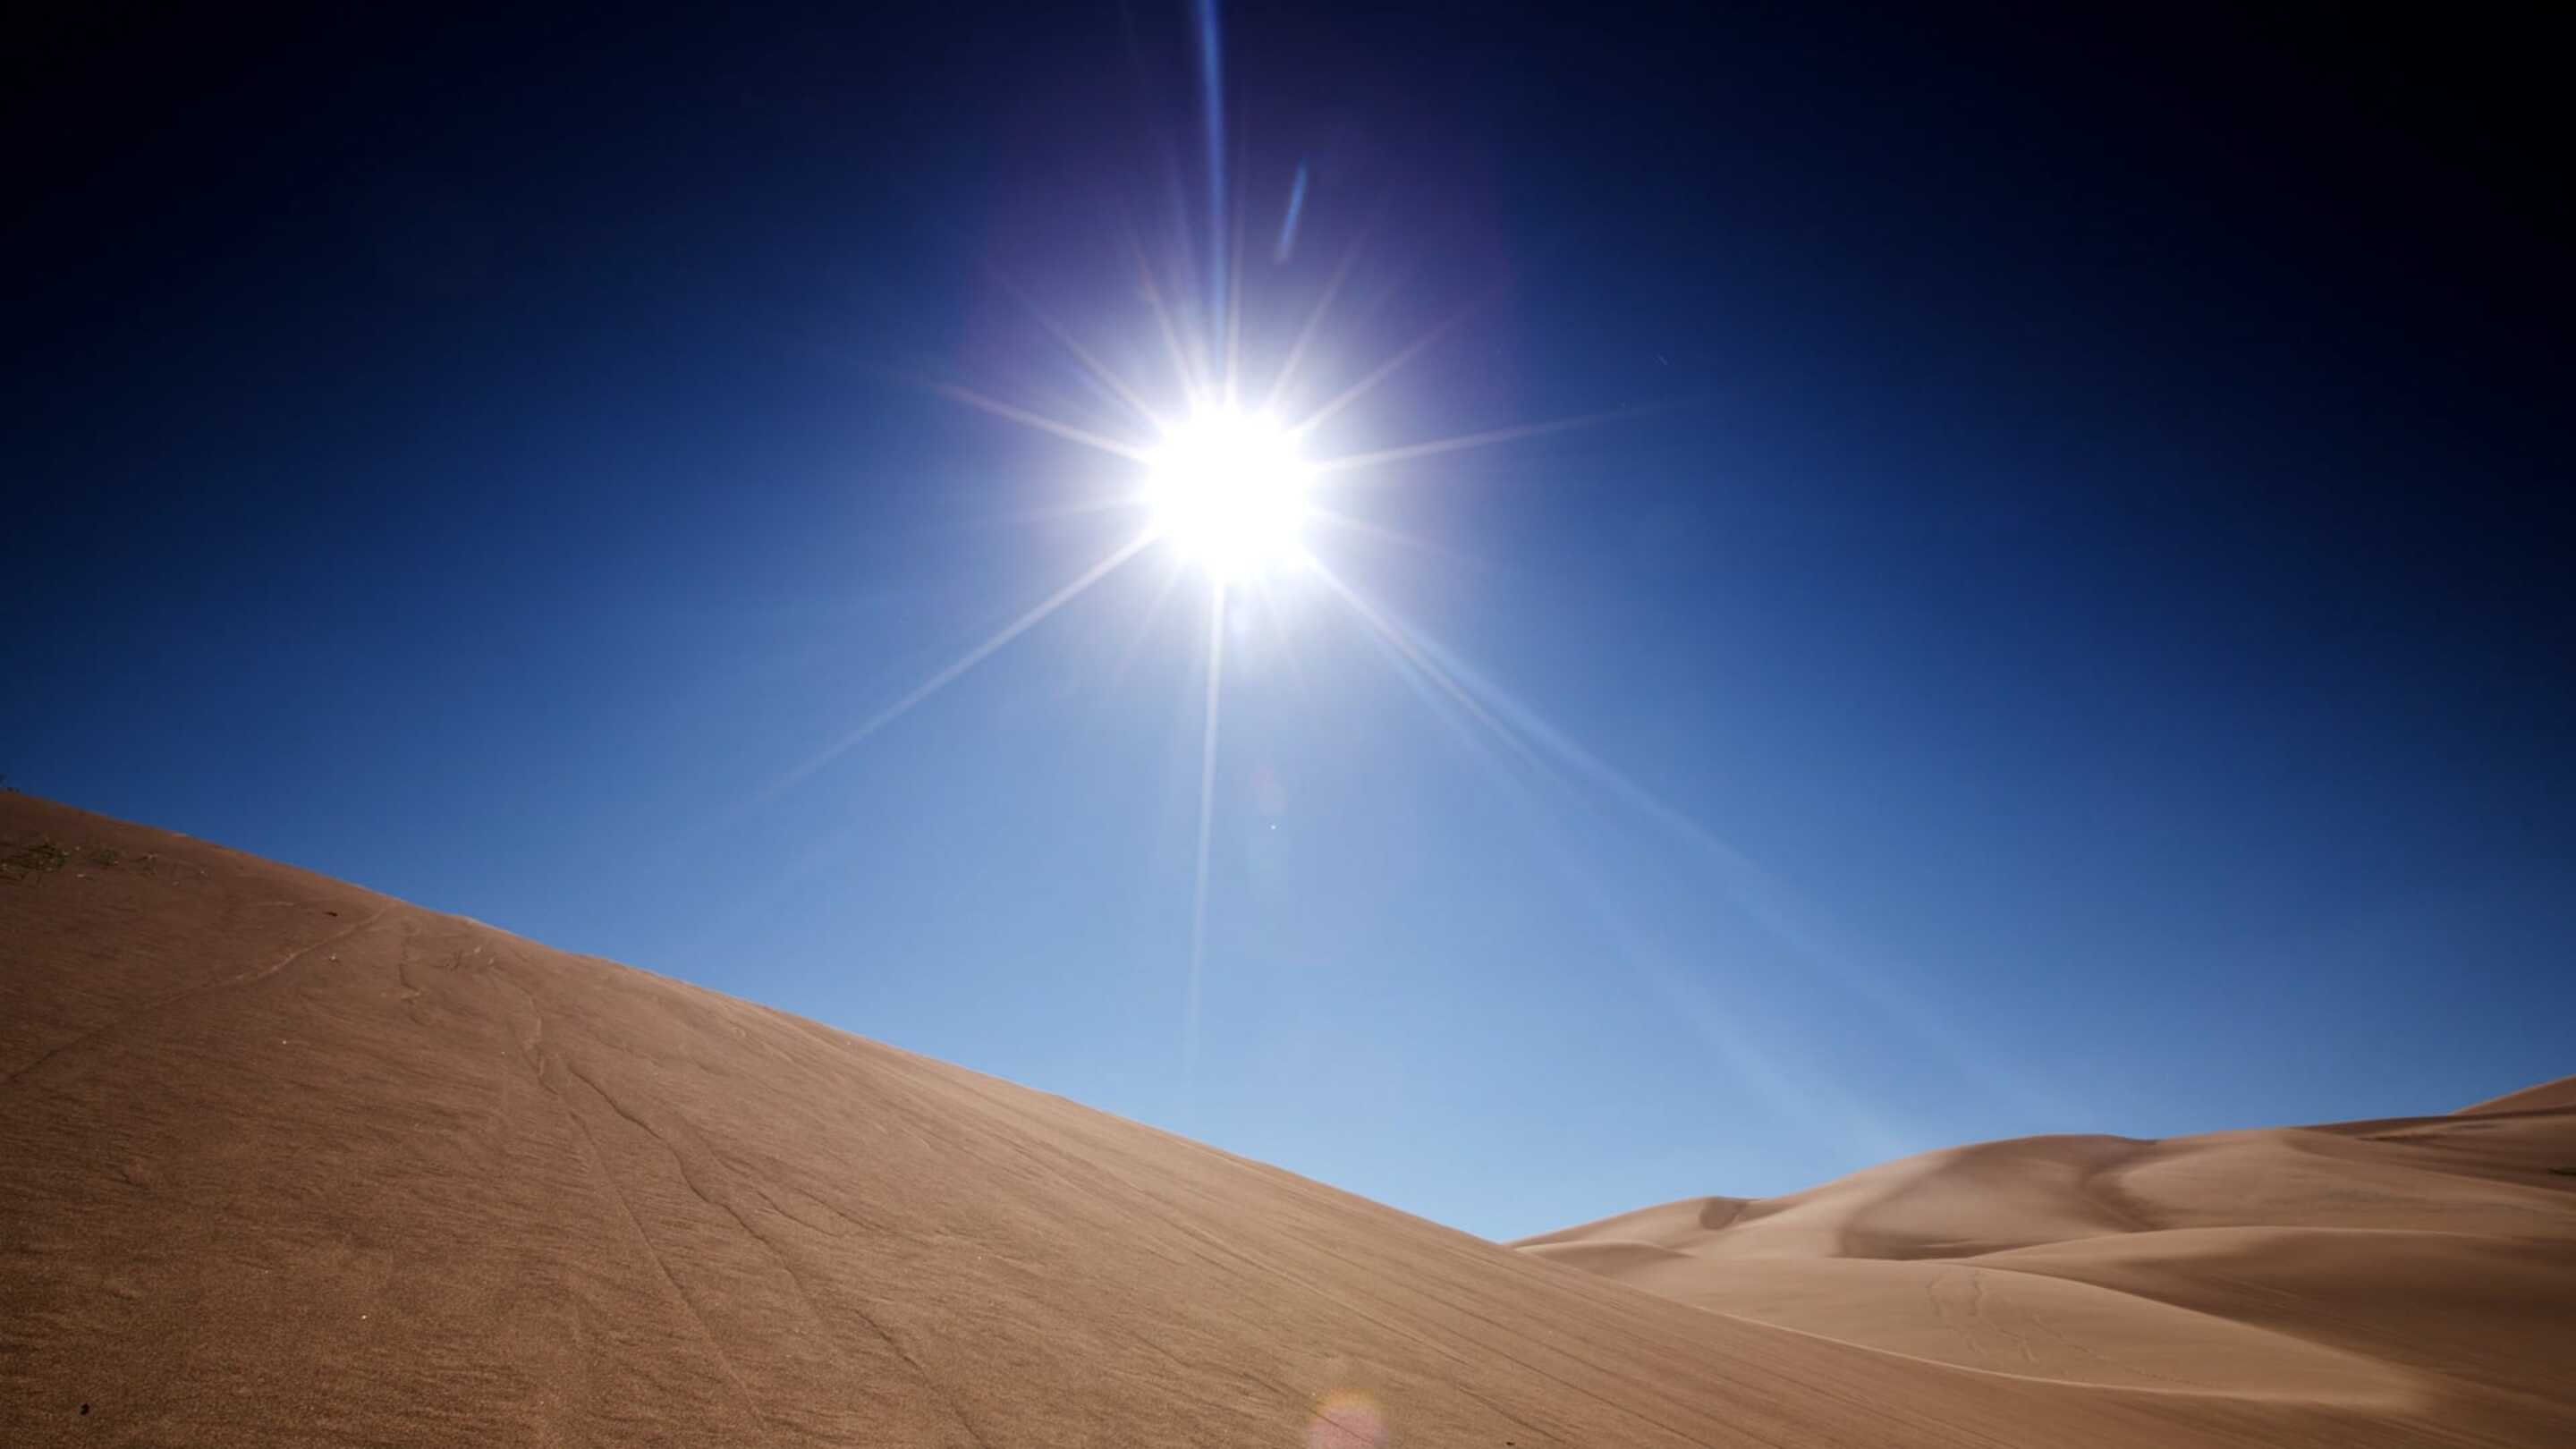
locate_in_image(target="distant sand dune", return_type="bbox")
[1514,1057,2576,1438]
[2459,1072,2576,1115]
[1526,1251,2411,1401]
[4,794,2571,1445]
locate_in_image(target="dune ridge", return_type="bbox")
[2459,1073,2576,1115]
[4,793,2570,1445]
[1513,1073,2576,1430]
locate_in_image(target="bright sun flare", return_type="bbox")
[784,7,1655,1091]
[1146,409,1310,579]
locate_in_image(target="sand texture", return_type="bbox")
[1516,1089,2576,1440]
[5,794,2570,1445]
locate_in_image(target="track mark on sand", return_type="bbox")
[2020,1303,2212,1391]
[484,954,774,1445]
[1963,1269,2038,1367]
[564,1055,995,1449]
[4,903,392,1089]
[546,1052,778,1447]
[502,951,985,1449]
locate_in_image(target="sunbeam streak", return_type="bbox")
[1222,160,1250,411]
[1106,552,1191,689]
[932,384,1157,463]
[767,530,1157,797]
[1290,297,1480,439]
[1323,605,1915,1158]
[992,267,1174,434]
[1273,162,1309,263]
[1393,621,2055,1116]
[1303,506,1490,569]
[1309,406,1657,475]
[1314,567,2041,1117]
[1184,582,1229,1087]
[1307,563,1552,785]
[1127,223,1208,405]
[1192,0,1228,344]
[1260,223,1372,416]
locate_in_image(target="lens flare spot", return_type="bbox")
[1147,408,1309,579]
[1307,1390,1387,1449]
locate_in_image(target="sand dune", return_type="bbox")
[2460,1073,2576,1115]
[5,795,2571,1445]
[1514,1076,2576,1437]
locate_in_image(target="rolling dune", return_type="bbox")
[1515,1072,2576,1436]
[5,794,2570,1445]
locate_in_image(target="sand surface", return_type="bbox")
[4,794,2570,1445]
[1516,1084,2576,1439]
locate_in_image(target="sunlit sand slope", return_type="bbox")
[2460,1072,2576,1115]
[1517,1074,2576,1441]
[5,795,2566,1445]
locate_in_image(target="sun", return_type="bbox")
[1145,408,1311,580]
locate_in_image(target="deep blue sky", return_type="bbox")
[8,4,2571,1241]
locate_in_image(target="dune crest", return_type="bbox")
[1513,1074,2576,1433]
[2458,1073,2576,1115]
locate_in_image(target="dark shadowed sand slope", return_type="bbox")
[5,795,2570,1446]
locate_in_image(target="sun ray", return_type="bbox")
[1165,202,1221,402]
[932,384,1155,463]
[1302,506,1492,570]
[1290,297,1481,439]
[1192,0,1228,358]
[1183,580,1228,1085]
[1273,163,1309,264]
[1126,221,1208,408]
[1243,563,1322,710]
[990,266,1173,434]
[1106,550,1190,690]
[1221,152,1250,411]
[1374,615,2055,1115]
[1308,406,1655,476]
[1304,571,1899,1143]
[1258,225,1373,417]
[1309,569,1934,1142]
[766,530,1157,797]
[1307,562,1554,785]
[959,493,1157,532]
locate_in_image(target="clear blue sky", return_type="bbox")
[8,4,2570,1241]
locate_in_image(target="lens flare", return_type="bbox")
[799,4,1664,1101]
[1307,1389,1387,1449]
[1147,408,1310,578]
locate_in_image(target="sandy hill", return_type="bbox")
[1516,1086,2576,1435]
[4,794,2570,1446]
[2460,1073,2576,1115]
